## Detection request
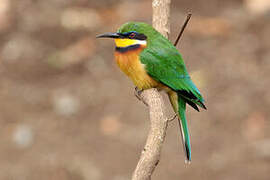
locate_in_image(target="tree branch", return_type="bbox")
[131,0,171,180]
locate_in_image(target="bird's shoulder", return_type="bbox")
[139,35,188,76]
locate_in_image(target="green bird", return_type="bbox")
[97,22,206,162]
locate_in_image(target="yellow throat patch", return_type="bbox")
[114,38,146,48]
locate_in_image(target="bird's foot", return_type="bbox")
[134,87,148,106]
[167,113,177,122]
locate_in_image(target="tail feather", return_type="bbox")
[186,100,199,112]
[177,96,191,162]
[168,91,191,163]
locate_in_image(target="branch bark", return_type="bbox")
[131,0,171,180]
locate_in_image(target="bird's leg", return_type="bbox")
[134,87,142,100]
[167,113,177,122]
[134,87,148,106]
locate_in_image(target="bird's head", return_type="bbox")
[97,22,158,48]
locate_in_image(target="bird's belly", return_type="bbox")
[114,49,159,90]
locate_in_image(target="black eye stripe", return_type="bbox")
[135,34,147,40]
[120,32,147,40]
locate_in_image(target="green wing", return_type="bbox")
[140,35,206,110]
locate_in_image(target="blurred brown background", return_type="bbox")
[0,0,270,179]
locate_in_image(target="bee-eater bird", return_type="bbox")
[97,22,206,162]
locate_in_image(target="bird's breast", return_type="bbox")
[114,45,159,90]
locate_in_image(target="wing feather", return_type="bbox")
[140,36,205,109]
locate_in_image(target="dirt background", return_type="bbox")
[0,0,270,179]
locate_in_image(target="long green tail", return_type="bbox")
[177,95,191,162]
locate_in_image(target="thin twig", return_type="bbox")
[174,13,192,47]
[167,113,177,122]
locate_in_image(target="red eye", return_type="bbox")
[129,33,136,38]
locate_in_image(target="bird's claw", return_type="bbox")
[134,87,148,106]
[134,87,142,100]
[167,114,177,122]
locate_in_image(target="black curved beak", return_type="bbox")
[96,32,121,39]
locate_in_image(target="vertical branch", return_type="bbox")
[131,0,171,180]
[152,0,171,38]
